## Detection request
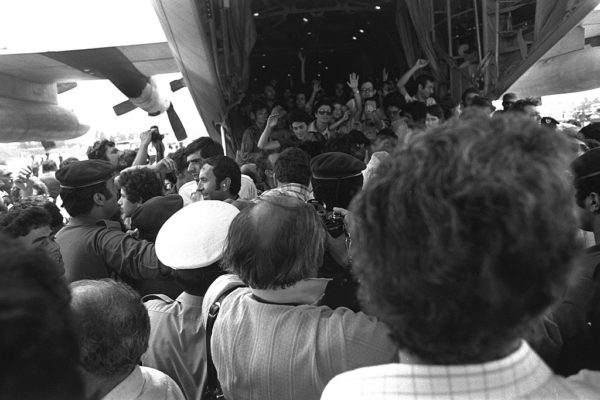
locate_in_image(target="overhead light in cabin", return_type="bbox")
[302,17,309,23]
[374,5,381,10]
[352,36,357,40]
[253,12,259,17]
[261,65,266,69]
[359,29,365,33]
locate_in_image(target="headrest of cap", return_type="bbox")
[311,152,365,180]
[155,201,240,269]
[55,160,114,189]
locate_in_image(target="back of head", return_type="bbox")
[0,235,82,399]
[511,97,540,113]
[350,115,579,364]
[168,147,189,174]
[0,205,50,238]
[185,137,224,158]
[311,152,365,210]
[118,168,164,204]
[223,197,326,289]
[41,159,57,173]
[274,147,311,186]
[70,279,150,378]
[288,110,312,125]
[87,139,115,161]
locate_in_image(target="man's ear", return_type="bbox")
[92,192,105,207]
[220,177,231,192]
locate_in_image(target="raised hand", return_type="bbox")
[415,58,429,69]
[298,51,306,63]
[266,112,279,129]
[382,68,389,82]
[312,80,321,93]
[347,73,359,91]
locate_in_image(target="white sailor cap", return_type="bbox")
[155,200,240,269]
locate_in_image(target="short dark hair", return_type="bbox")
[251,101,268,115]
[350,115,579,364]
[313,100,333,115]
[60,180,113,217]
[204,156,241,197]
[87,139,115,161]
[41,159,58,173]
[184,137,224,158]
[512,97,540,113]
[0,206,50,237]
[118,168,163,204]
[461,87,480,105]
[376,128,397,141]
[172,263,226,296]
[0,235,82,399]
[288,110,312,125]
[13,198,64,233]
[416,74,435,89]
[168,147,189,174]
[426,104,444,120]
[59,157,79,169]
[223,197,325,289]
[404,101,427,122]
[70,279,150,377]
[273,147,311,186]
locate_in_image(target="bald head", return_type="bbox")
[223,197,326,289]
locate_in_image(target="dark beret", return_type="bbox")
[55,160,115,189]
[573,147,600,181]
[311,152,365,180]
[580,122,600,141]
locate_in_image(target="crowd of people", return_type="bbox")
[3,58,600,400]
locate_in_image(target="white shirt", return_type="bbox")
[321,341,600,399]
[102,365,185,400]
[178,174,257,206]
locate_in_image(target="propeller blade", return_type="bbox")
[170,78,186,92]
[113,100,137,116]
[166,103,188,141]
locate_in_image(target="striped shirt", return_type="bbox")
[202,275,398,400]
[321,341,600,399]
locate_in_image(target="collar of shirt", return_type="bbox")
[308,121,330,137]
[390,341,552,398]
[251,277,332,305]
[259,183,313,202]
[103,365,144,400]
[177,291,204,306]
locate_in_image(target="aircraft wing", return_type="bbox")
[0,42,182,143]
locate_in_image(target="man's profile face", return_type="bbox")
[198,164,227,201]
[118,188,140,218]
[104,146,122,168]
[418,81,435,99]
[103,178,120,219]
[292,122,309,141]
[186,150,205,181]
[523,105,541,123]
[463,92,478,107]
[0,171,12,191]
[18,225,64,274]
[254,108,269,126]
[296,93,306,109]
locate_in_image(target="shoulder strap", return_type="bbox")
[204,284,245,396]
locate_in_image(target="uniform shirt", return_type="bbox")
[202,274,398,400]
[321,341,600,399]
[142,293,206,400]
[56,218,167,282]
[102,365,185,400]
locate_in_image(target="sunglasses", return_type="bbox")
[317,110,332,115]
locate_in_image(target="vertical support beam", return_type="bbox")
[495,0,500,80]
[473,0,482,62]
[220,0,231,77]
[482,0,490,93]
[446,0,453,57]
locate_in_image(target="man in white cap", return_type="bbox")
[141,201,240,400]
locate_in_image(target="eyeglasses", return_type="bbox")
[317,110,332,115]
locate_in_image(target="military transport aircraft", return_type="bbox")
[2,0,600,150]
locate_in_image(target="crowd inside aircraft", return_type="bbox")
[3,57,600,399]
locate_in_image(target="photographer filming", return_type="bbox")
[133,126,166,167]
